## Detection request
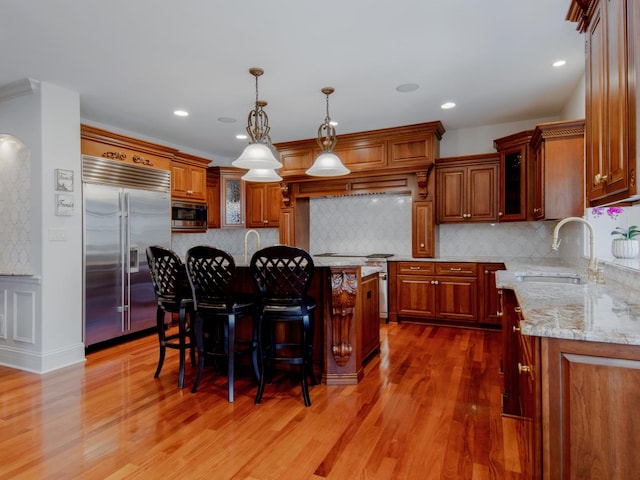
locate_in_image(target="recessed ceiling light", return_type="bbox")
[218,117,237,123]
[330,121,338,127]
[396,83,419,93]
[236,134,248,140]
[441,102,456,110]
[173,110,189,117]
[553,60,566,67]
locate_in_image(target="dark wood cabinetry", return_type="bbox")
[412,201,436,258]
[246,182,281,228]
[529,119,585,220]
[568,0,639,206]
[499,288,522,416]
[358,272,380,365]
[390,261,478,324]
[436,154,499,223]
[207,167,245,228]
[494,131,533,222]
[479,263,505,326]
[274,122,444,178]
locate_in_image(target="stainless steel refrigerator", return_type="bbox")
[82,155,171,346]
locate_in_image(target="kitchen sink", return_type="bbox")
[514,273,583,285]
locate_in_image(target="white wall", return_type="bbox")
[0,80,84,373]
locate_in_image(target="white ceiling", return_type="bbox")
[0,0,584,164]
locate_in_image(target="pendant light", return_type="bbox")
[306,87,349,177]
[232,68,283,171]
[241,168,282,182]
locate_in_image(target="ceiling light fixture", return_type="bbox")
[174,110,189,117]
[232,67,282,172]
[241,168,282,182]
[553,60,566,67]
[306,87,350,177]
[441,102,456,109]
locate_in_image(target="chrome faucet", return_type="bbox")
[244,229,261,263]
[551,217,599,282]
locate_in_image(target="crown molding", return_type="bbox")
[0,78,39,102]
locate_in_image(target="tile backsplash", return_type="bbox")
[309,193,559,259]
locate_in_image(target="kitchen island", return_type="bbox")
[496,261,640,479]
[231,256,382,386]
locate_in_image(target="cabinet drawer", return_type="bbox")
[396,262,435,275]
[435,262,477,276]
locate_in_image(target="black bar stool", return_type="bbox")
[250,245,317,407]
[146,246,195,389]
[185,246,259,402]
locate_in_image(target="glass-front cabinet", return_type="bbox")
[494,130,533,222]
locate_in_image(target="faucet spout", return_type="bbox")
[244,229,261,263]
[552,216,598,281]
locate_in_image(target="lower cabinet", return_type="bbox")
[390,261,478,324]
[479,263,505,326]
[501,289,640,478]
[358,272,380,365]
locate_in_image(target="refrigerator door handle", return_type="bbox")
[122,191,132,331]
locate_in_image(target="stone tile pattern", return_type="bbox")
[0,146,31,274]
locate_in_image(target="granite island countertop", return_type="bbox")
[496,259,640,346]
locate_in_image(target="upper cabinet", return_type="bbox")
[274,121,445,178]
[80,124,176,172]
[208,167,246,228]
[568,0,639,206]
[246,182,281,228]
[171,152,209,202]
[494,130,533,222]
[529,119,585,220]
[435,154,499,223]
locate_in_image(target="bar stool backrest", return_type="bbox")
[185,246,236,310]
[146,245,189,308]
[250,245,315,308]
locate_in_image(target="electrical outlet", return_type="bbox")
[48,228,66,241]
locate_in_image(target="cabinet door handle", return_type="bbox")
[513,325,520,333]
[497,311,503,317]
[449,267,462,271]
[518,363,531,374]
[410,266,421,270]
[420,243,425,248]
[514,307,522,313]
[594,173,609,184]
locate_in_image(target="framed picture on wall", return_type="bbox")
[55,194,74,216]
[55,168,74,192]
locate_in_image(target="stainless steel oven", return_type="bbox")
[171,200,207,232]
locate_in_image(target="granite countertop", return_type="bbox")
[496,259,640,346]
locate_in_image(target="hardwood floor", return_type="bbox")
[0,323,527,479]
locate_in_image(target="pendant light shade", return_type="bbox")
[232,68,283,172]
[241,168,283,182]
[234,142,281,170]
[306,87,349,177]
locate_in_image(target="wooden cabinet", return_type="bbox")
[391,261,477,324]
[529,119,585,220]
[478,263,505,326]
[246,182,281,228]
[494,130,533,222]
[541,336,640,479]
[358,271,380,365]
[274,121,444,178]
[171,153,208,201]
[206,169,220,229]
[436,154,499,223]
[568,0,639,206]
[412,201,436,258]
[518,332,541,480]
[499,288,522,416]
[208,167,245,228]
[80,124,176,172]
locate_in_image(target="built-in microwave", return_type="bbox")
[171,200,208,232]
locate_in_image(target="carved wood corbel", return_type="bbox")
[280,182,291,206]
[415,164,434,198]
[330,269,358,366]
